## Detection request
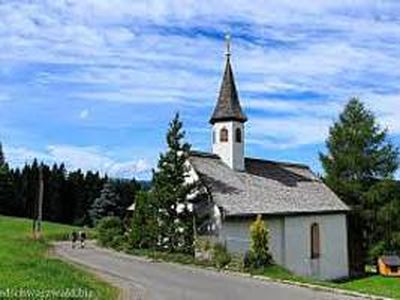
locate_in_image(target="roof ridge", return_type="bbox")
[245,157,310,169]
[189,150,220,159]
[189,152,310,169]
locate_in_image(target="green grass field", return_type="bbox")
[338,275,400,299]
[258,265,400,299]
[0,215,118,299]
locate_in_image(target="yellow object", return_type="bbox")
[378,256,400,277]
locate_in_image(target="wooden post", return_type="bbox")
[33,165,44,239]
[37,165,44,238]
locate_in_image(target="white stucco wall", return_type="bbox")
[218,217,284,265]
[219,214,348,280]
[283,214,348,280]
[212,121,244,171]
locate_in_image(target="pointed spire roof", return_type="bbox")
[210,37,247,125]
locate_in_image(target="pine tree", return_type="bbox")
[113,178,141,219]
[45,163,66,222]
[83,171,104,226]
[364,179,400,261]
[153,113,195,253]
[129,191,159,249]
[0,143,14,215]
[9,168,24,217]
[320,97,399,274]
[89,181,120,225]
[0,143,5,166]
[26,159,40,219]
[66,169,86,225]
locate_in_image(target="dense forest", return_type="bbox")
[0,146,144,226]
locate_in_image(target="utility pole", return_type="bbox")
[37,165,44,238]
[33,165,44,239]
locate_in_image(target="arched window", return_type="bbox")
[235,128,242,143]
[311,223,320,259]
[212,130,216,144]
[220,128,228,142]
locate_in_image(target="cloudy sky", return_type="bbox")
[1,0,400,179]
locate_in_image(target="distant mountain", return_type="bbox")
[138,180,152,191]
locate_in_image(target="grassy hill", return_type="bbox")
[0,215,117,299]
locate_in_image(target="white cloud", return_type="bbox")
[1,0,400,150]
[249,116,332,149]
[76,90,186,104]
[79,109,89,119]
[47,145,152,178]
[5,144,152,179]
[5,146,52,165]
[363,94,400,135]
[246,99,341,118]
[245,93,400,149]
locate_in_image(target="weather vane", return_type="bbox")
[225,33,231,57]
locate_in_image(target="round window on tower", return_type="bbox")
[220,128,228,142]
[235,128,242,143]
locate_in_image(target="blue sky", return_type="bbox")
[1,0,400,179]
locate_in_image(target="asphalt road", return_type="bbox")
[54,242,364,300]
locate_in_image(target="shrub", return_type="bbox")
[194,237,213,261]
[243,250,256,269]
[213,242,231,269]
[110,234,128,251]
[246,215,272,269]
[96,216,124,248]
[228,254,245,272]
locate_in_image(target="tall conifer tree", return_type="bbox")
[0,143,5,166]
[0,142,13,215]
[130,191,159,249]
[152,113,195,253]
[320,97,399,274]
[89,181,120,225]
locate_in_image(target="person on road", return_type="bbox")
[71,231,78,249]
[79,230,87,249]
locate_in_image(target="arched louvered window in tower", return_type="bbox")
[311,223,320,259]
[235,128,242,143]
[220,128,228,142]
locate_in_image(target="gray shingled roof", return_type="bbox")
[188,151,350,217]
[209,57,247,124]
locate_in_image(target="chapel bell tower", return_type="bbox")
[210,36,247,171]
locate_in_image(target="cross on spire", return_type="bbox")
[225,33,231,57]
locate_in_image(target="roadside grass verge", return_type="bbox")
[124,244,400,299]
[253,265,400,299]
[0,215,118,299]
[337,275,400,299]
